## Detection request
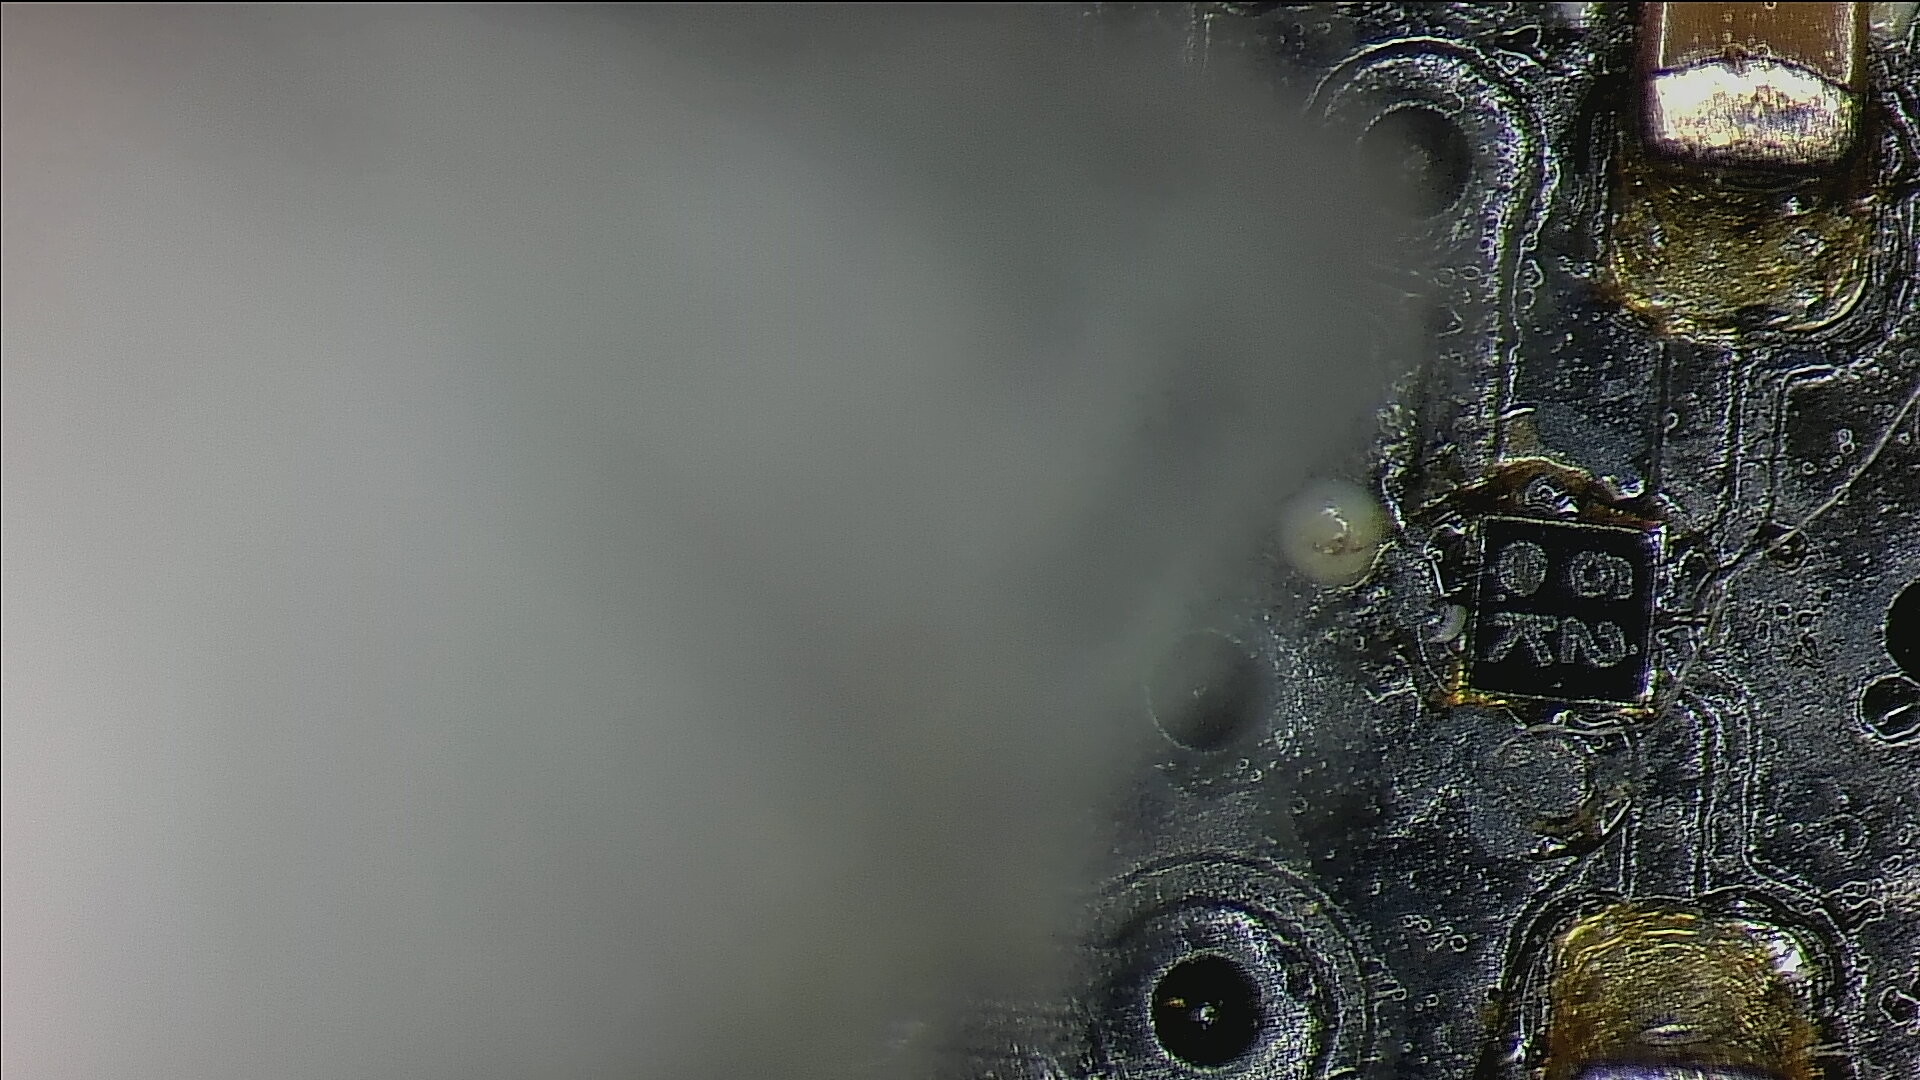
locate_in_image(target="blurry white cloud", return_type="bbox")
[2,6,1414,1079]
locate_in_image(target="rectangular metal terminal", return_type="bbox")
[1642,1,1868,168]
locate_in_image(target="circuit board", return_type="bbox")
[943,4,1920,1078]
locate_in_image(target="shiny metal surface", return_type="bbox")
[1641,2,1865,168]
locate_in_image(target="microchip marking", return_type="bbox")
[1466,516,1659,706]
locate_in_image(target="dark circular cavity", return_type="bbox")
[1888,579,1919,679]
[1091,865,1359,1077]
[1859,675,1920,743]
[1148,633,1264,752]
[1150,954,1262,1068]
[1358,106,1472,218]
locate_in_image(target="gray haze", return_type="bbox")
[2,6,1414,1079]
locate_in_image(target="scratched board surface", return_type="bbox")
[937,5,1920,1079]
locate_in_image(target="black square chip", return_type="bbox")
[1464,516,1659,706]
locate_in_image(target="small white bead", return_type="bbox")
[1278,479,1388,586]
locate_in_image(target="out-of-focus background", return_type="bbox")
[2,6,1412,1078]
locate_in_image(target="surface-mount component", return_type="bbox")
[1642,2,1868,169]
[1465,517,1659,708]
